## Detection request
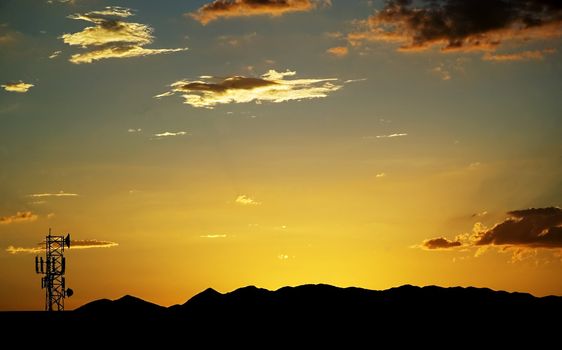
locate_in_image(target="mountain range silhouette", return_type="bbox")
[2,284,561,343]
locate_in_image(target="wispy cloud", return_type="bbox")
[156,69,342,109]
[2,81,34,93]
[235,194,261,206]
[189,0,329,25]
[6,239,119,254]
[326,46,348,57]
[153,131,188,138]
[375,133,408,139]
[432,65,451,81]
[49,50,62,59]
[200,234,227,238]
[29,191,78,198]
[347,0,562,57]
[0,211,38,225]
[483,48,556,62]
[217,32,257,47]
[375,172,386,178]
[61,6,187,64]
[128,128,142,133]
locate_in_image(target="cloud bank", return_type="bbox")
[189,0,328,25]
[348,0,562,55]
[156,69,342,108]
[61,6,187,63]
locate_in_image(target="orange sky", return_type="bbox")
[1,0,561,310]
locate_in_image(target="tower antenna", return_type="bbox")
[35,228,73,311]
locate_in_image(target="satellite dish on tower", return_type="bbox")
[65,234,71,249]
[66,288,74,297]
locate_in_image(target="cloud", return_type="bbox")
[327,46,349,57]
[2,82,34,93]
[235,194,261,205]
[200,234,227,238]
[420,207,562,252]
[348,0,562,54]
[155,69,342,109]
[421,237,462,250]
[344,78,367,84]
[5,246,43,254]
[29,191,78,198]
[6,239,119,254]
[70,239,119,249]
[128,128,142,133]
[375,172,386,178]
[0,25,22,45]
[474,207,562,248]
[49,50,62,59]
[0,211,38,225]
[189,0,329,25]
[61,6,187,64]
[217,32,257,47]
[472,210,488,218]
[482,48,556,62]
[432,65,451,81]
[375,133,408,138]
[152,131,188,137]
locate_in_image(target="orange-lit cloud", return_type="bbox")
[348,0,562,53]
[421,237,462,250]
[235,195,261,206]
[189,0,329,25]
[61,6,187,64]
[482,48,556,62]
[1,82,34,93]
[421,207,562,250]
[6,239,119,254]
[155,69,342,109]
[326,46,348,57]
[0,211,38,225]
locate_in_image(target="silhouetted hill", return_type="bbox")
[75,294,165,316]
[2,284,561,343]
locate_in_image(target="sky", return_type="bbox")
[0,0,561,310]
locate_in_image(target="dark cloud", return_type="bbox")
[474,207,562,248]
[422,237,462,250]
[189,0,328,25]
[348,0,562,52]
[177,77,277,93]
[420,207,562,251]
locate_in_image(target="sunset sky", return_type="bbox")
[1,0,561,310]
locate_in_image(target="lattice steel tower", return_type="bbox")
[35,229,73,311]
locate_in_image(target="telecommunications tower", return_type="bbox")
[35,229,73,311]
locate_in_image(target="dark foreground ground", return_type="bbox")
[2,284,561,344]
